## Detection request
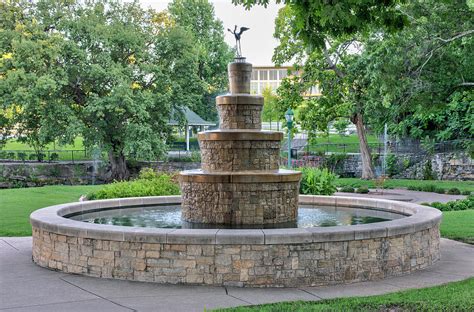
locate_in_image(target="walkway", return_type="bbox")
[336,189,466,204]
[1,237,472,312]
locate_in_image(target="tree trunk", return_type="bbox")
[352,113,375,180]
[108,150,130,181]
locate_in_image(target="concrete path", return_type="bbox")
[336,189,466,204]
[1,237,473,312]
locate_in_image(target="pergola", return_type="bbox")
[168,107,216,151]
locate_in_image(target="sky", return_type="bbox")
[139,0,283,66]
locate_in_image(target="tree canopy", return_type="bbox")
[168,0,234,121]
[0,0,205,179]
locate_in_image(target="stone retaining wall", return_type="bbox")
[30,196,442,287]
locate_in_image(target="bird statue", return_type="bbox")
[227,25,250,57]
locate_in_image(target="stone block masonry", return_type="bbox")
[30,195,442,287]
[32,224,440,287]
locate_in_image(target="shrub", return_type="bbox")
[17,152,27,161]
[298,167,337,195]
[87,169,180,200]
[28,154,37,161]
[422,160,436,180]
[6,152,15,160]
[461,190,472,196]
[435,187,446,194]
[385,154,399,177]
[49,153,59,161]
[340,185,355,193]
[422,184,437,192]
[407,185,418,191]
[356,186,369,194]
[447,188,461,195]
[428,196,474,211]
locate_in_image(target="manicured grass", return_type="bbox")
[3,137,85,151]
[218,278,474,312]
[335,178,474,192]
[440,210,474,244]
[307,134,379,153]
[0,185,101,236]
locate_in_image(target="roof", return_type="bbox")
[168,107,216,126]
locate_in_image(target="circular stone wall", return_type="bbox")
[30,196,441,287]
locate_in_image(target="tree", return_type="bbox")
[168,0,234,121]
[261,87,280,130]
[233,0,408,179]
[0,0,78,158]
[361,0,474,143]
[0,0,203,178]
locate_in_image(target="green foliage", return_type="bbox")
[332,118,350,136]
[87,169,180,200]
[435,187,446,194]
[428,196,474,212]
[422,161,436,180]
[447,187,461,195]
[0,0,206,180]
[422,184,437,192]
[385,154,399,177]
[17,152,27,161]
[339,185,355,193]
[462,190,472,196]
[322,153,348,173]
[261,87,280,123]
[355,186,370,194]
[49,152,59,161]
[168,0,233,121]
[298,168,337,196]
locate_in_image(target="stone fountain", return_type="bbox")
[179,59,301,225]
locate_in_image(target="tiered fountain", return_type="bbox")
[31,59,441,288]
[179,59,301,226]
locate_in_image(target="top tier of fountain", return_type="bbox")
[179,59,301,225]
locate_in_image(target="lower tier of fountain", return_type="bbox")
[30,195,441,287]
[179,169,301,225]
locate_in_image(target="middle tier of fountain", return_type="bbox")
[179,61,301,225]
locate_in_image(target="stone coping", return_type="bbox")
[198,130,283,141]
[179,169,301,183]
[216,94,264,105]
[30,195,441,245]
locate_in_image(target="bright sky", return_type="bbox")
[139,0,283,66]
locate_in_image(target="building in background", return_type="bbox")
[250,66,321,97]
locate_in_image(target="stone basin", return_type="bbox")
[30,195,441,287]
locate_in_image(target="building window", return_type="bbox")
[251,70,258,80]
[250,82,258,94]
[259,70,268,80]
[279,69,287,80]
[269,69,278,80]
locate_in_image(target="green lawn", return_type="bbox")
[440,210,474,244]
[0,185,101,236]
[307,134,379,153]
[218,278,474,312]
[335,178,474,192]
[3,137,85,151]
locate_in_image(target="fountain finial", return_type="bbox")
[227,25,249,60]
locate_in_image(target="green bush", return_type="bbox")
[422,184,437,192]
[7,152,15,160]
[447,187,461,195]
[385,154,399,177]
[298,167,337,195]
[435,187,446,194]
[356,186,369,194]
[49,153,59,161]
[340,185,355,193]
[428,196,474,211]
[17,152,27,161]
[461,190,471,196]
[407,185,418,191]
[422,160,436,180]
[87,168,180,200]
